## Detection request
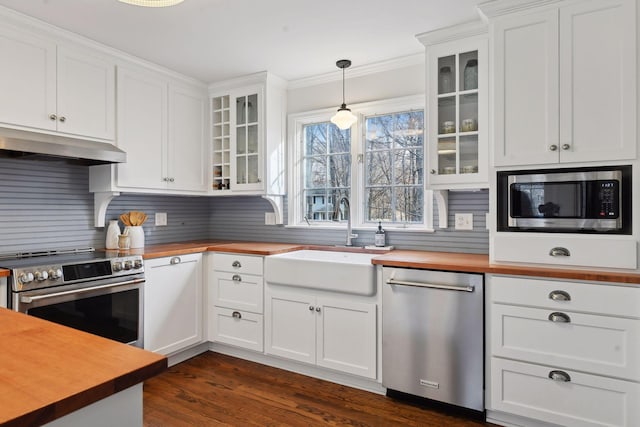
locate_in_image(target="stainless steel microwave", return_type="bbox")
[497,165,632,234]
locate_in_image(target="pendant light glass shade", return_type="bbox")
[331,59,357,130]
[331,105,357,130]
[118,0,184,7]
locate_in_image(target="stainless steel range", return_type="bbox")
[2,248,145,348]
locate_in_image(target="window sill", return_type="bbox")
[284,224,436,233]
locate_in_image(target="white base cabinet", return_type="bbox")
[487,274,640,427]
[208,253,265,352]
[144,253,203,355]
[265,287,377,379]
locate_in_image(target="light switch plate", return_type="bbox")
[454,213,473,230]
[155,212,167,226]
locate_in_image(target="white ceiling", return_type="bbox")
[0,0,484,83]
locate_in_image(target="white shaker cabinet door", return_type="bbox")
[493,8,559,166]
[558,0,636,163]
[316,298,376,379]
[167,83,207,192]
[264,288,315,364]
[144,253,203,355]
[0,25,56,132]
[115,66,167,190]
[56,46,115,140]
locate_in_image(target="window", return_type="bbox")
[365,111,424,223]
[302,123,351,221]
[288,95,431,230]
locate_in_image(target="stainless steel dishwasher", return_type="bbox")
[382,267,484,412]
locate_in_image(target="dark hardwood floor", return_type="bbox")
[143,351,496,426]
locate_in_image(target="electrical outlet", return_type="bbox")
[454,213,473,230]
[155,212,167,226]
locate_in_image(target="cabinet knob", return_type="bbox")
[308,305,314,311]
[49,114,57,121]
[548,370,571,382]
[162,177,169,182]
[232,311,242,319]
[561,143,570,150]
[232,261,241,268]
[232,274,241,282]
[58,116,66,123]
[549,247,570,257]
[549,144,558,151]
[548,312,571,323]
[548,290,571,301]
[170,256,181,265]
[169,177,175,182]
[430,169,436,174]
[315,306,321,313]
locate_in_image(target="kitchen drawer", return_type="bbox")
[212,253,263,275]
[490,275,640,318]
[490,358,640,427]
[209,306,263,352]
[210,271,263,314]
[493,234,637,269]
[491,304,640,381]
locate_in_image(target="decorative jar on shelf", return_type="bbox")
[105,220,120,249]
[463,59,478,90]
[439,66,453,94]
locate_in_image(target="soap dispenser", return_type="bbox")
[375,221,386,247]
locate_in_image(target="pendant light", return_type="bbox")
[118,0,184,7]
[330,59,357,130]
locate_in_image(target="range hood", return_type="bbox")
[0,128,126,165]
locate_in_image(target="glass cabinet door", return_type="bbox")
[436,50,479,176]
[235,93,260,185]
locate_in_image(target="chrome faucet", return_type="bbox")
[334,196,358,246]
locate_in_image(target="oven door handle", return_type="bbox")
[19,278,145,304]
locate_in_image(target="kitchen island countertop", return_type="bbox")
[0,308,167,427]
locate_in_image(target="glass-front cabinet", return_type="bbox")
[209,72,286,197]
[420,24,488,189]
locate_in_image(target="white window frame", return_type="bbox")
[287,94,433,231]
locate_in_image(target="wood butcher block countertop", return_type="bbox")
[103,240,640,285]
[0,309,167,427]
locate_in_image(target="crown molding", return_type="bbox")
[416,20,487,46]
[477,0,564,19]
[287,53,424,90]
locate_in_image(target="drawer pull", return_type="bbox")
[315,306,321,313]
[548,370,571,382]
[232,261,242,268]
[170,256,181,265]
[308,305,314,311]
[232,274,241,282]
[549,290,571,301]
[232,311,242,319]
[549,247,570,257]
[548,312,571,323]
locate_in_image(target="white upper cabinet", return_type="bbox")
[418,21,489,190]
[0,24,115,140]
[210,72,286,195]
[90,64,208,195]
[490,0,636,166]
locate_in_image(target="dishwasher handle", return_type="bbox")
[386,278,474,292]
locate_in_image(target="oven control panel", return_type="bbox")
[11,255,144,292]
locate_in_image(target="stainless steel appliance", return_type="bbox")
[3,248,145,347]
[382,267,484,412]
[497,165,632,234]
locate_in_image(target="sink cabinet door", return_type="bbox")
[144,253,203,355]
[316,298,377,379]
[264,288,315,364]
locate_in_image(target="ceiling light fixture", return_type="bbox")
[118,0,184,7]
[330,59,357,130]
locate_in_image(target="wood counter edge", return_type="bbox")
[3,355,167,427]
